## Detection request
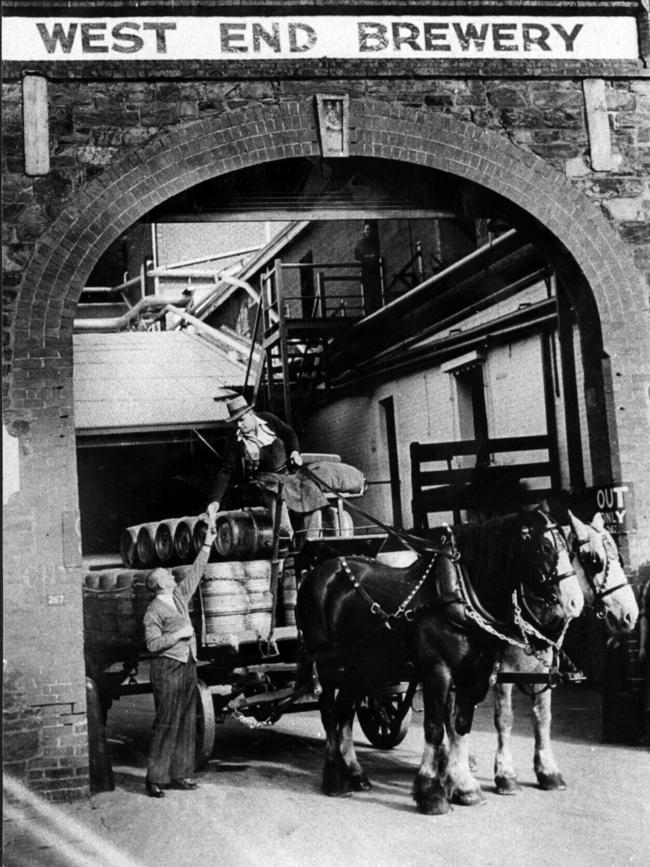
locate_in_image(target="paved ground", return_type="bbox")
[4,684,649,867]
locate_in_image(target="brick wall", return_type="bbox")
[2,57,649,795]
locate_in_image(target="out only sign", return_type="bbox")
[593,483,632,536]
[1,15,640,62]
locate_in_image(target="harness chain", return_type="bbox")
[343,522,582,685]
[339,554,439,628]
[342,543,568,666]
[228,522,584,729]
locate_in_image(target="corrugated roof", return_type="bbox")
[74,330,247,433]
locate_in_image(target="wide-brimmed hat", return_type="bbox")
[224,395,253,423]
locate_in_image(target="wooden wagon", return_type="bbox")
[83,512,414,768]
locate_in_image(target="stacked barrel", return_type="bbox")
[119,508,274,569]
[85,507,295,653]
[83,562,289,652]
[83,569,158,649]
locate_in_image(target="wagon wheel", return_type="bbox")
[357,688,413,750]
[195,679,216,769]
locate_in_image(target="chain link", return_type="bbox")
[230,706,275,729]
[461,603,533,651]
[340,554,437,624]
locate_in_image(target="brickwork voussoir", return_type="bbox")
[9,98,639,416]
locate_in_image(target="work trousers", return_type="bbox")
[259,489,293,537]
[147,656,197,785]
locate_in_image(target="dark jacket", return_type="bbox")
[209,412,299,504]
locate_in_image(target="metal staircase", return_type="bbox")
[258,257,364,424]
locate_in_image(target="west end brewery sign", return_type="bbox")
[1,16,639,61]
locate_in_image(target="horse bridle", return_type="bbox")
[518,520,577,610]
[572,529,628,619]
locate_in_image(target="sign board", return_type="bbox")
[1,16,639,62]
[591,483,633,538]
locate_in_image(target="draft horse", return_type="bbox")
[491,511,638,794]
[296,509,584,814]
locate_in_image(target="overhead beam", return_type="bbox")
[145,209,461,223]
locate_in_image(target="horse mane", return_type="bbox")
[453,513,523,599]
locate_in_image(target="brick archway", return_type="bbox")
[4,96,647,799]
[9,98,639,392]
[5,97,645,523]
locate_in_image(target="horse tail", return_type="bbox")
[294,650,323,697]
[295,557,349,695]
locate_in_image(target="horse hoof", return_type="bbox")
[452,788,485,807]
[351,773,372,792]
[495,775,521,796]
[416,795,451,815]
[537,772,566,791]
[322,765,351,797]
[412,778,450,815]
[325,789,352,798]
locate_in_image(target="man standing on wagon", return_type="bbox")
[143,521,217,798]
[206,395,327,544]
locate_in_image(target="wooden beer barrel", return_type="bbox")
[120,526,139,567]
[135,580,155,620]
[200,577,247,635]
[84,573,101,590]
[244,590,273,633]
[115,585,139,637]
[280,563,298,627]
[136,523,159,568]
[97,593,119,633]
[116,570,140,588]
[98,570,121,590]
[82,583,102,632]
[214,508,274,560]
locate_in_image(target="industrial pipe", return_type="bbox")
[73,295,190,332]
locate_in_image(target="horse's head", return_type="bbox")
[514,509,584,621]
[567,511,638,632]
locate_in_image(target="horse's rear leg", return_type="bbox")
[493,682,521,795]
[446,688,485,806]
[338,680,371,792]
[532,684,566,791]
[412,667,452,815]
[319,678,351,797]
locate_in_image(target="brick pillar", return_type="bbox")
[3,353,89,800]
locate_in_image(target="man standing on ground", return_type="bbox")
[143,521,217,798]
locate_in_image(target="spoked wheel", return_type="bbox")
[357,684,414,750]
[195,679,216,769]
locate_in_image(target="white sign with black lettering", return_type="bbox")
[595,483,631,532]
[1,16,639,62]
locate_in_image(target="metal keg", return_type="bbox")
[120,526,139,567]
[214,508,274,560]
[136,523,159,568]
[173,517,201,564]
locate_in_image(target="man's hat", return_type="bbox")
[225,395,253,423]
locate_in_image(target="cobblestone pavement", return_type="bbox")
[4,684,649,867]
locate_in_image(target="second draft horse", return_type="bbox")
[491,511,638,794]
